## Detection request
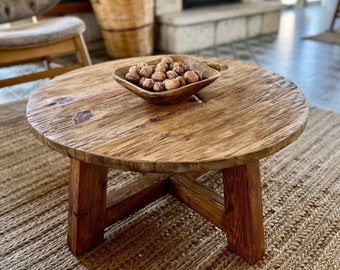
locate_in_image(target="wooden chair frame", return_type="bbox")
[330,0,340,31]
[0,20,91,88]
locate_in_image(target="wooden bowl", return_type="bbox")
[112,55,221,105]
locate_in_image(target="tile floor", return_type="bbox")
[0,4,339,113]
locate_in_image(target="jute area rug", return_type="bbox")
[0,100,339,270]
[303,28,340,45]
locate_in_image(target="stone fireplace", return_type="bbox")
[155,0,284,53]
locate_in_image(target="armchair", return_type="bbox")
[0,0,91,87]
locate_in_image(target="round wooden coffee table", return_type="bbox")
[26,56,308,264]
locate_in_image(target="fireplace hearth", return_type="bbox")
[155,0,284,53]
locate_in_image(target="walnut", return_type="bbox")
[176,76,186,87]
[129,65,140,73]
[184,70,199,83]
[164,79,180,90]
[166,70,178,79]
[153,82,165,92]
[172,62,186,70]
[125,71,140,83]
[139,66,154,78]
[155,65,167,73]
[138,77,146,87]
[126,59,205,93]
[151,71,167,82]
[142,78,155,90]
[136,62,148,69]
[194,70,204,81]
[161,56,173,65]
[172,66,184,76]
[156,62,168,71]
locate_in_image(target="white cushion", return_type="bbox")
[0,16,85,47]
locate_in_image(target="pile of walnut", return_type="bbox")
[125,56,204,92]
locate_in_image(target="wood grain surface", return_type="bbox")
[222,161,265,264]
[67,159,108,255]
[27,56,308,173]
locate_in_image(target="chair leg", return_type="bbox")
[330,0,340,31]
[43,57,53,70]
[74,34,92,66]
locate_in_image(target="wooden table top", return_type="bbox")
[26,56,308,173]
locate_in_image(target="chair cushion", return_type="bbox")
[0,16,86,47]
[0,0,60,23]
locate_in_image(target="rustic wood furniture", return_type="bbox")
[26,56,308,264]
[0,0,91,88]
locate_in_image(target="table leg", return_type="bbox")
[67,159,108,255]
[222,161,265,264]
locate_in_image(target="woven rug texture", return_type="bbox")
[0,100,339,269]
